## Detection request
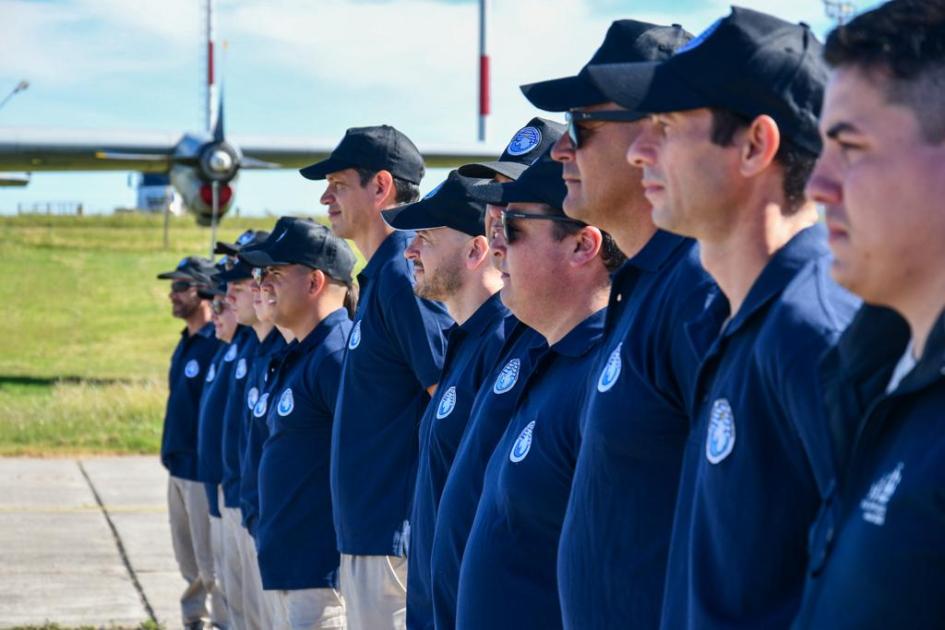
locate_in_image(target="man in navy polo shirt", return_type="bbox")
[794,2,945,626]
[380,171,506,630]
[456,156,625,629]
[156,256,225,630]
[521,20,719,628]
[300,126,453,629]
[241,217,356,628]
[591,8,860,627]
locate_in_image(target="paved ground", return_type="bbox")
[0,456,184,628]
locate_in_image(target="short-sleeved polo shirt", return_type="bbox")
[558,231,716,629]
[660,225,859,629]
[331,231,453,555]
[457,309,606,630]
[793,307,945,629]
[256,309,351,590]
[430,319,548,630]
[406,293,510,630]
[239,327,287,535]
[161,322,219,480]
[221,327,257,509]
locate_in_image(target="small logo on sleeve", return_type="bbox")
[235,358,247,380]
[246,386,259,410]
[205,363,216,383]
[184,360,200,379]
[509,420,536,463]
[253,392,269,418]
[224,344,238,362]
[493,358,521,394]
[706,398,735,464]
[861,462,904,526]
[348,320,362,350]
[277,388,295,416]
[436,386,457,419]
[597,343,623,393]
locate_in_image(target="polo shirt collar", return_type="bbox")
[549,307,606,358]
[359,230,412,283]
[291,308,349,356]
[456,293,508,339]
[894,307,945,395]
[182,321,216,342]
[626,229,690,274]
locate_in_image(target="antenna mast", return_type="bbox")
[205,0,217,133]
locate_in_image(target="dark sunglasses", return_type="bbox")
[494,209,584,244]
[566,110,646,149]
[251,267,267,284]
[170,280,194,293]
[211,299,230,315]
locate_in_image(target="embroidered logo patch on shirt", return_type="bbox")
[597,343,623,393]
[494,358,521,394]
[861,462,904,526]
[247,386,259,410]
[277,388,294,417]
[205,363,216,383]
[436,385,457,419]
[706,398,736,464]
[348,320,362,350]
[253,392,269,418]
[184,359,200,379]
[235,358,247,380]
[224,344,238,362]
[509,420,536,463]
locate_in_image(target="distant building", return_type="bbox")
[137,173,184,216]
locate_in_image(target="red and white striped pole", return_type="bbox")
[478,0,490,142]
[206,0,217,133]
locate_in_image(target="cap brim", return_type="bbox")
[156,270,194,280]
[299,156,355,181]
[214,241,239,256]
[239,248,287,268]
[586,60,708,114]
[216,265,254,282]
[520,73,607,112]
[457,161,527,180]
[381,202,447,232]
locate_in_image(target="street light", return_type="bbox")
[0,80,29,112]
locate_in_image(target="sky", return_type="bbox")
[0,0,879,218]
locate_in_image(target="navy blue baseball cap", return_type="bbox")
[520,20,692,112]
[299,125,426,184]
[467,151,568,210]
[587,7,828,154]
[157,256,216,282]
[381,170,488,236]
[457,117,566,180]
[215,229,271,256]
[239,216,356,284]
[216,230,271,282]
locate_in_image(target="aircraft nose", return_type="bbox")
[208,150,234,173]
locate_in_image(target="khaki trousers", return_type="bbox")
[218,488,246,630]
[265,587,346,629]
[339,554,407,630]
[167,475,227,627]
[237,524,273,629]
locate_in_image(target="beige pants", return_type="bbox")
[167,475,227,627]
[237,523,273,629]
[339,554,407,630]
[218,487,246,630]
[265,587,346,629]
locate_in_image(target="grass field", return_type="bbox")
[0,212,327,456]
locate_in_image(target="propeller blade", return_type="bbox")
[240,157,279,169]
[212,94,225,143]
[95,151,167,161]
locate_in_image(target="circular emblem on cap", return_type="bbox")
[435,386,457,420]
[506,126,542,157]
[224,344,238,362]
[493,358,521,394]
[706,398,736,464]
[597,343,622,393]
[235,358,247,380]
[247,386,259,410]
[277,388,294,417]
[184,359,200,379]
[253,392,270,418]
[509,420,536,463]
[348,320,362,350]
[205,363,216,383]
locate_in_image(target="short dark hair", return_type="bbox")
[824,0,945,143]
[541,203,627,272]
[355,167,421,204]
[708,108,817,214]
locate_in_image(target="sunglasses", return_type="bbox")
[251,267,267,284]
[494,209,584,244]
[566,110,645,149]
[211,299,230,315]
[170,280,194,293]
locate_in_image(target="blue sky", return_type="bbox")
[0,0,878,218]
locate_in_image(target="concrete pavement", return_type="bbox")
[0,456,186,628]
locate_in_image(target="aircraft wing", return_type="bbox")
[0,128,180,172]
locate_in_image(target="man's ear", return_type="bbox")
[466,235,491,270]
[740,114,781,178]
[372,170,397,209]
[309,268,327,296]
[570,226,603,268]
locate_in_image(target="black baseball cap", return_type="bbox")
[215,230,271,282]
[587,7,828,154]
[215,229,271,256]
[239,216,356,284]
[467,151,568,210]
[381,170,488,236]
[156,256,217,282]
[520,20,692,112]
[196,259,229,299]
[457,118,566,180]
[299,125,425,184]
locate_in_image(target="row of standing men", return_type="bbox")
[157,2,945,628]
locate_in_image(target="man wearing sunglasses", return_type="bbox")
[456,155,624,629]
[156,256,226,630]
[240,217,357,628]
[589,8,860,627]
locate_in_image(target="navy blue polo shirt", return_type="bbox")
[331,231,453,555]
[406,293,510,630]
[197,330,244,512]
[457,309,605,630]
[660,225,859,629]
[257,309,351,590]
[161,322,219,480]
[221,327,257,509]
[558,231,716,629]
[239,327,287,536]
[793,306,945,629]
[430,319,548,630]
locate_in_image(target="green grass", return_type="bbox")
[9,622,163,630]
[0,212,327,456]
